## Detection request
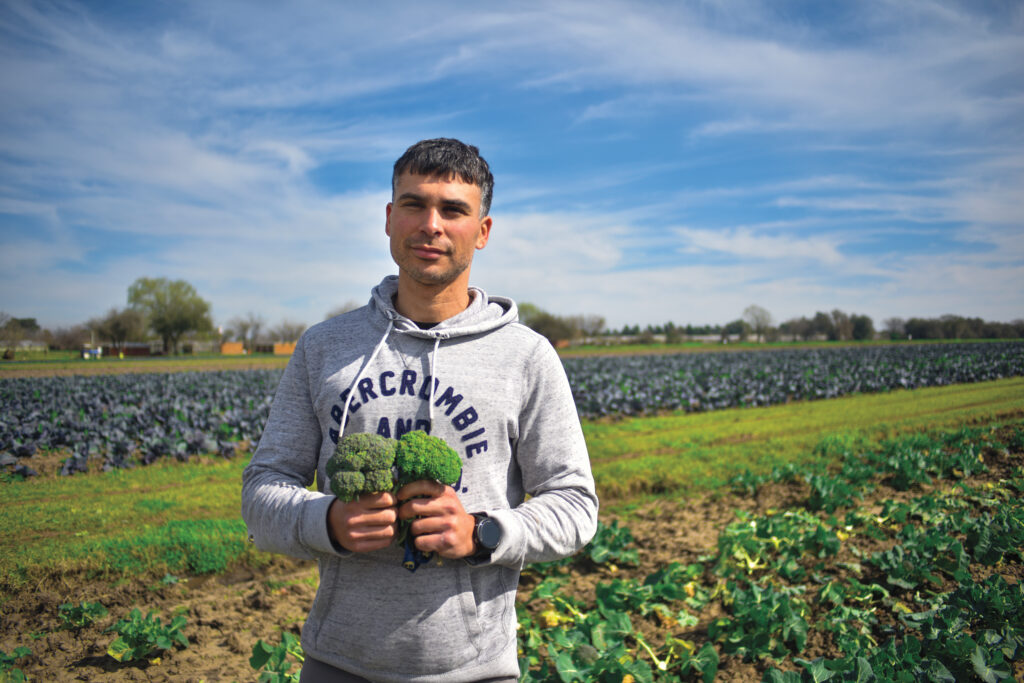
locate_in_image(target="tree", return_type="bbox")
[92,307,146,353]
[830,310,853,341]
[664,321,684,344]
[904,317,942,340]
[516,303,544,329]
[721,319,749,341]
[743,305,772,343]
[780,316,815,341]
[518,303,603,346]
[0,312,21,357]
[127,277,214,354]
[525,312,576,347]
[272,320,307,343]
[229,312,265,353]
[49,324,90,350]
[580,314,606,338]
[850,314,875,341]
[811,311,834,340]
[883,317,906,340]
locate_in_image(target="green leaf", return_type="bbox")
[106,636,132,663]
[250,640,274,670]
[795,657,835,682]
[553,651,581,683]
[971,645,1011,683]
[852,657,874,683]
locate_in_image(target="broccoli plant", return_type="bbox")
[393,430,462,488]
[327,433,396,501]
[327,430,463,572]
[392,430,463,571]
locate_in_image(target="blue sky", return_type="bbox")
[1,0,1022,333]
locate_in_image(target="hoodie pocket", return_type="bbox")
[311,555,484,676]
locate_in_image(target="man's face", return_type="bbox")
[386,172,492,289]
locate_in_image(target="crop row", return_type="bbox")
[0,370,279,474]
[564,341,1024,417]
[516,423,1024,681]
[2,341,1022,474]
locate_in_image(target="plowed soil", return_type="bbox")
[2,433,1022,682]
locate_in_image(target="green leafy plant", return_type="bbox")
[58,600,108,631]
[106,608,188,663]
[714,509,840,581]
[250,630,304,682]
[709,580,809,660]
[518,592,654,683]
[804,472,863,512]
[0,647,31,683]
[531,519,640,571]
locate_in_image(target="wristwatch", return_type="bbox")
[468,512,501,564]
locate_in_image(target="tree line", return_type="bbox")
[581,305,1023,346]
[1,277,315,357]
[3,283,1022,358]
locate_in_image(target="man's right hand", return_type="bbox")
[328,492,398,553]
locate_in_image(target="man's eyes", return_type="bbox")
[400,201,468,216]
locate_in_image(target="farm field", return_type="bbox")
[1,342,1023,681]
[0,353,289,378]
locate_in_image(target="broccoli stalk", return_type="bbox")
[327,430,463,571]
[394,430,462,572]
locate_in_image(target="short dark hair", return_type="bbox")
[392,138,494,216]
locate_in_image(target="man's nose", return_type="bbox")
[421,208,443,233]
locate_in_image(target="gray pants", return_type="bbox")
[299,656,371,682]
[299,656,517,683]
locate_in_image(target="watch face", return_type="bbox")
[477,517,502,550]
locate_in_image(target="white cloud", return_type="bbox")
[1,0,1021,332]
[676,226,845,265]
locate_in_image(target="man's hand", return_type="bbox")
[328,492,398,553]
[397,480,475,559]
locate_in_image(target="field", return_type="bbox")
[1,342,1022,681]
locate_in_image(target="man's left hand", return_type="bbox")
[396,480,475,559]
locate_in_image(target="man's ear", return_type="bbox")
[385,203,393,236]
[476,216,492,250]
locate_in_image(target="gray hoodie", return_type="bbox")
[241,275,598,682]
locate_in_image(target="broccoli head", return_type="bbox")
[328,432,396,501]
[393,430,462,487]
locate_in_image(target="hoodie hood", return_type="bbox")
[337,275,520,441]
[369,275,518,340]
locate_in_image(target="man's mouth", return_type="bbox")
[409,243,448,259]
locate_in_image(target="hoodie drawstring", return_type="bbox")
[339,320,394,439]
[338,320,445,439]
[427,335,441,430]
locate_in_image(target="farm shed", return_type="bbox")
[272,342,296,355]
[220,341,245,355]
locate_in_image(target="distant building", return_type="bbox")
[221,341,245,355]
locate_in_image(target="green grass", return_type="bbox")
[0,456,263,591]
[586,376,1024,502]
[2,377,1022,593]
[0,353,290,375]
[560,337,1020,357]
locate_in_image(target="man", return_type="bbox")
[242,138,598,682]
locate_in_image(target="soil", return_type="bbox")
[2,431,1022,682]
